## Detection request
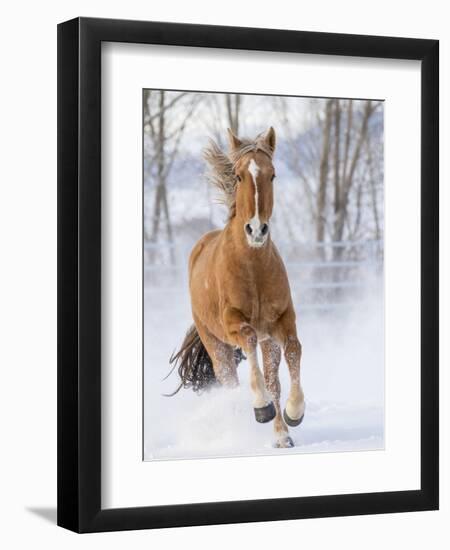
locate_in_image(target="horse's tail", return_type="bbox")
[166,325,216,396]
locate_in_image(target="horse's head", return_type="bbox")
[228,127,276,248]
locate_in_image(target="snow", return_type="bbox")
[143,92,384,461]
[143,285,384,461]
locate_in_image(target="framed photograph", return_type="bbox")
[57,17,439,533]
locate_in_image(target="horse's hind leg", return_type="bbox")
[222,307,275,423]
[194,314,238,388]
[260,338,293,448]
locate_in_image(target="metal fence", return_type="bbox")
[144,239,383,313]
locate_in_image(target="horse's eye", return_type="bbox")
[235,174,241,182]
[271,174,276,182]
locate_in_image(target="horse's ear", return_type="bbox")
[227,128,242,151]
[264,127,276,154]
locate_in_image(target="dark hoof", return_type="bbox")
[254,401,276,423]
[283,408,304,427]
[274,435,295,448]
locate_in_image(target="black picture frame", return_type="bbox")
[57,17,439,533]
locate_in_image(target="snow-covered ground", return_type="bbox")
[143,281,384,461]
[143,93,384,461]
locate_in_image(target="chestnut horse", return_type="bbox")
[169,127,305,448]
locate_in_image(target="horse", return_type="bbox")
[169,127,305,448]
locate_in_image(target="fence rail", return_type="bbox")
[143,239,383,312]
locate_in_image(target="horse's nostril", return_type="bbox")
[261,223,269,235]
[245,223,253,235]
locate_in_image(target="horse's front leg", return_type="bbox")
[222,307,275,423]
[260,338,293,448]
[274,308,305,428]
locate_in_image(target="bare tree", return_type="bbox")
[333,99,341,233]
[273,97,382,258]
[365,131,381,241]
[144,90,201,260]
[225,94,242,135]
[272,96,321,240]
[332,100,378,256]
[316,99,333,246]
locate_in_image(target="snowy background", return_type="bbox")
[143,91,384,460]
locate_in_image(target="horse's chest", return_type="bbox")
[238,279,285,326]
[218,253,290,328]
[256,298,282,324]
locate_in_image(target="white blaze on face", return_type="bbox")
[247,159,260,231]
[245,158,270,248]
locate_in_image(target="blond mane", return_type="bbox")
[203,133,274,219]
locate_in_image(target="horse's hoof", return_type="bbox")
[254,401,276,423]
[283,408,304,427]
[274,435,295,448]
